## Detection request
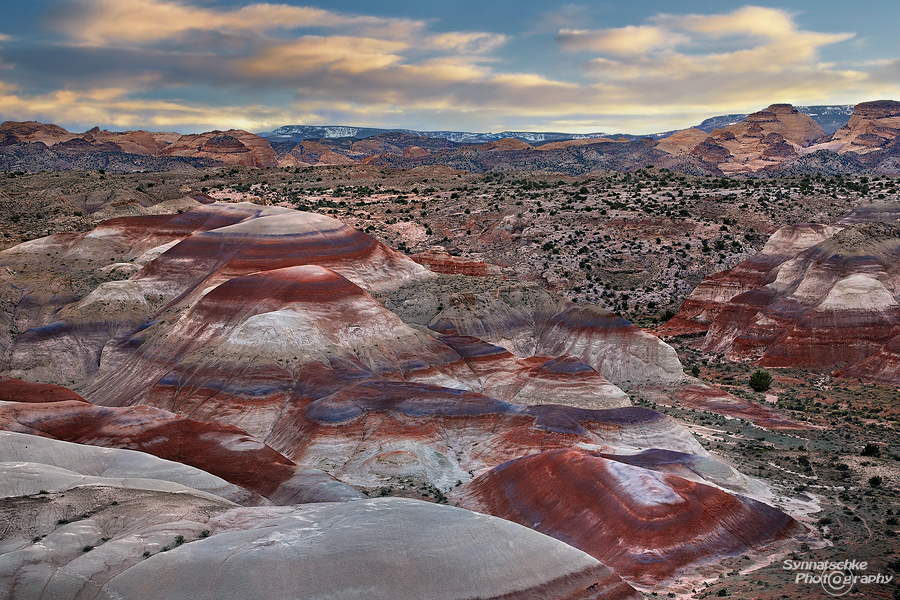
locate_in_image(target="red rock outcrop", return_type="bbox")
[410,250,503,276]
[133,206,428,300]
[661,104,826,173]
[438,334,629,408]
[269,382,704,489]
[659,223,837,336]
[0,121,182,157]
[655,128,709,154]
[86,265,476,437]
[0,376,88,404]
[276,139,357,167]
[533,305,685,387]
[480,138,534,151]
[670,384,803,430]
[0,121,75,145]
[433,296,685,389]
[159,130,277,167]
[458,448,804,587]
[5,204,430,385]
[817,100,900,155]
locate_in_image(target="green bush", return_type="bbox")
[748,369,773,392]
[861,443,881,458]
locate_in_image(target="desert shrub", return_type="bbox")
[869,476,883,488]
[748,369,772,392]
[861,443,881,458]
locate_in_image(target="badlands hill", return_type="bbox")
[661,202,900,383]
[2,100,899,175]
[0,202,810,597]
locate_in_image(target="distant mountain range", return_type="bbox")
[261,125,613,145]
[3,101,895,176]
[260,105,856,144]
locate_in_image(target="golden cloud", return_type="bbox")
[428,32,508,54]
[558,26,688,56]
[402,58,491,83]
[242,37,409,76]
[10,2,897,135]
[564,4,861,111]
[51,0,426,45]
[0,81,295,131]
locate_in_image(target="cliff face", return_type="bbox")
[822,100,900,155]
[661,104,828,173]
[654,101,900,174]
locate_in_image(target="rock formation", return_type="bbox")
[817,100,900,155]
[0,398,361,504]
[663,215,900,383]
[661,104,827,173]
[0,201,809,593]
[0,490,641,600]
[458,448,804,586]
[0,430,257,504]
[0,121,276,170]
[410,251,503,276]
[4,102,900,174]
[159,130,278,167]
[660,223,838,336]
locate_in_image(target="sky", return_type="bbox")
[0,0,898,135]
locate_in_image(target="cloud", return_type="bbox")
[5,1,895,135]
[560,6,854,64]
[666,6,800,39]
[552,5,872,119]
[47,0,427,45]
[242,36,408,76]
[529,5,594,34]
[0,79,295,131]
[428,32,508,54]
[558,26,688,56]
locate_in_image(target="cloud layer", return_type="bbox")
[0,1,895,133]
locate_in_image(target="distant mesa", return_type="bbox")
[1,100,896,175]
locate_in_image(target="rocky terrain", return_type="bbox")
[260,105,854,144]
[0,198,822,598]
[3,163,895,326]
[1,104,899,599]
